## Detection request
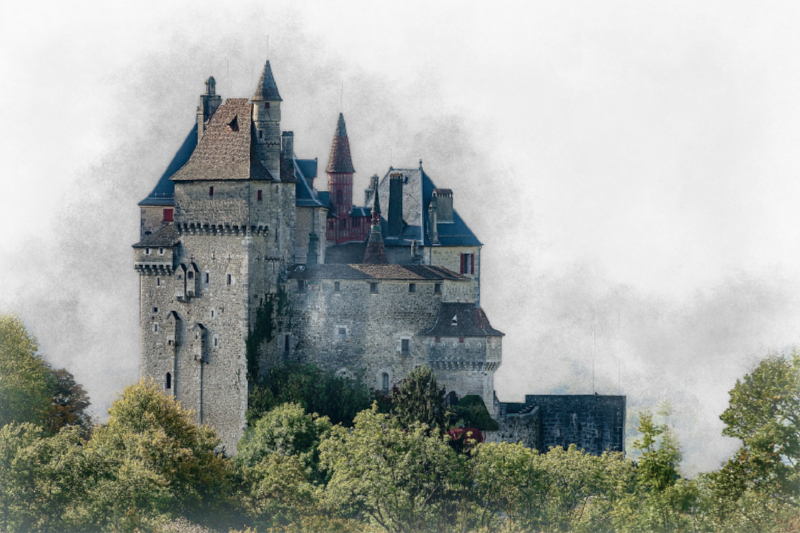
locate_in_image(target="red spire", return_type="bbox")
[326,113,355,174]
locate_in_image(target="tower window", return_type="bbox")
[284,334,290,353]
[435,336,440,343]
[214,336,218,347]
[336,189,343,205]
[265,102,270,109]
[163,209,173,222]
[408,283,416,293]
[187,271,194,280]
[434,283,442,294]
[226,274,232,285]
[370,283,378,294]
[209,186,214,197]
[145,248,151,255]
[459,337,464,343]
[334,281,341,292]
[257,190,262,201]
[258,130,263,139]
[298,280,306,292]
[156,277,161,286]
[165,372,171,390]
[152,307,158,313]
[401,339,410,354]
[158,248,164,255]
[205,272,209,284]
[460,253,475,275]
[153,324,159,333]
[382,372,389,391]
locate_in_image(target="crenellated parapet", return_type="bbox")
[134,262,175,275]
[175,221,270,237]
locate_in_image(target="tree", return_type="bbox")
[247,363,373,427]
[0,315,54,428]
[449,395,499,431]
[319,404,466,533]
[390,365,447,430]
[43,367,93,437]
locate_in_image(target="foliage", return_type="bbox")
[43,367,93,437]
[390,365,448,431]
[0,315,54,428]
[245,288,290,382]
[237,402,331,482]
[449,395,499,431]
[319,404,468,533]
[247,363,373,427]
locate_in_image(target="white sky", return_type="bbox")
[2,0,800,474]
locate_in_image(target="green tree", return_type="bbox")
[43,367,93,437]
[319,404,466,533]
[237,402,332,482]
[248,363,373,427]
[390,365,447,430]
[449,395,499,431]
[0,315,54,428]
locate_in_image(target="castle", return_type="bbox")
[134,59,625,455]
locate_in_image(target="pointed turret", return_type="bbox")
[363,175,388,264]
[251,60,282,102]
[326,113,355,174]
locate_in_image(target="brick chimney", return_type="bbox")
[427,195,439,245]
[388,172,403,237]
[432,189,453,223]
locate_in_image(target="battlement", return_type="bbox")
[174,221,271,237]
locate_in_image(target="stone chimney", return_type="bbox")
[306,232,319,267]
[427,195,439,244]
[388,172,403,237]
[432,189,453,223]
[281,131,294,161]
[197,76,221,144]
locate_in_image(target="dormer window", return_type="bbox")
[158,248,164,255]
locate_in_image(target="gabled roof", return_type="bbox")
[171,99,275,182]
[294,157,327,208]
[138,127,196,206]
[287,263,464,281]
[132,224,180,248]
[367,167,482,248]
[422,303,504,338]
[251,61,282,101]
[326,113,355,173]
[296,158,317,180]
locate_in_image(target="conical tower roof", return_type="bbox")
[252,60,282,102]
[326,113,355,173]
[363,175,388,264]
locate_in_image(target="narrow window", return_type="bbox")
[401,339,410,354]
[435,336,440,343]
[298,280,306,292]
[434,283,442,294]
[258,130,263,139]
[265,102,270,109]
[156,277,161,286]
[370,282,378,294]
[210,309,215,318]
[163,208,173,222]
[275,228,279,244]
[214,336,218,347]
[459,337,464,343]
[158,248,164,255]
[257,190,262,201]
[209,186,214,197]
[408,283,416,293]
[165,372,171,390]
[145,248,151,255]
[382,372,389,390]
[152,307,158,313]
[336,189,343,205]
[557,428,562,437]
[284,334,290,352]
[226,274,232,286]
[204,272,209,284]
[153,324,159,333]
[334,281,341,292]
[187,271,194,280]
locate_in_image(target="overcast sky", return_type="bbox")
[2,1,800,474]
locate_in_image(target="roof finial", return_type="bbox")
[419,159,423,169]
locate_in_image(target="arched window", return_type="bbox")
[165,372,172,390]
[382,372,389,390]
[336,189,343,205]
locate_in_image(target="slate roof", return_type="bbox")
[132,224,180,248]
[366,167,482,248]
[349,206,371,217]
[138,127,196,206]
[324,241,367,264]
[326,113,355,173]
[287,263,465,281]
[251,61,282,101]
[296,158,317,180]
[171,99,275,182]
[294,157,327,208]
[422,303,505,338]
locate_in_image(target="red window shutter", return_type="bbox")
[163,209,173,222]
[460,254,466,274]
[257,190,262,201]
[470,254,475,275]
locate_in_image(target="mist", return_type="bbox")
[3,1,800,476]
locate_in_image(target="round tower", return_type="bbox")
[326,113,356,244]
[251,60,283,179]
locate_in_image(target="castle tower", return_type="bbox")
[363,175,388,264]
[197,76,222,144]
[252,60,283,178]
[326,113,356,244]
